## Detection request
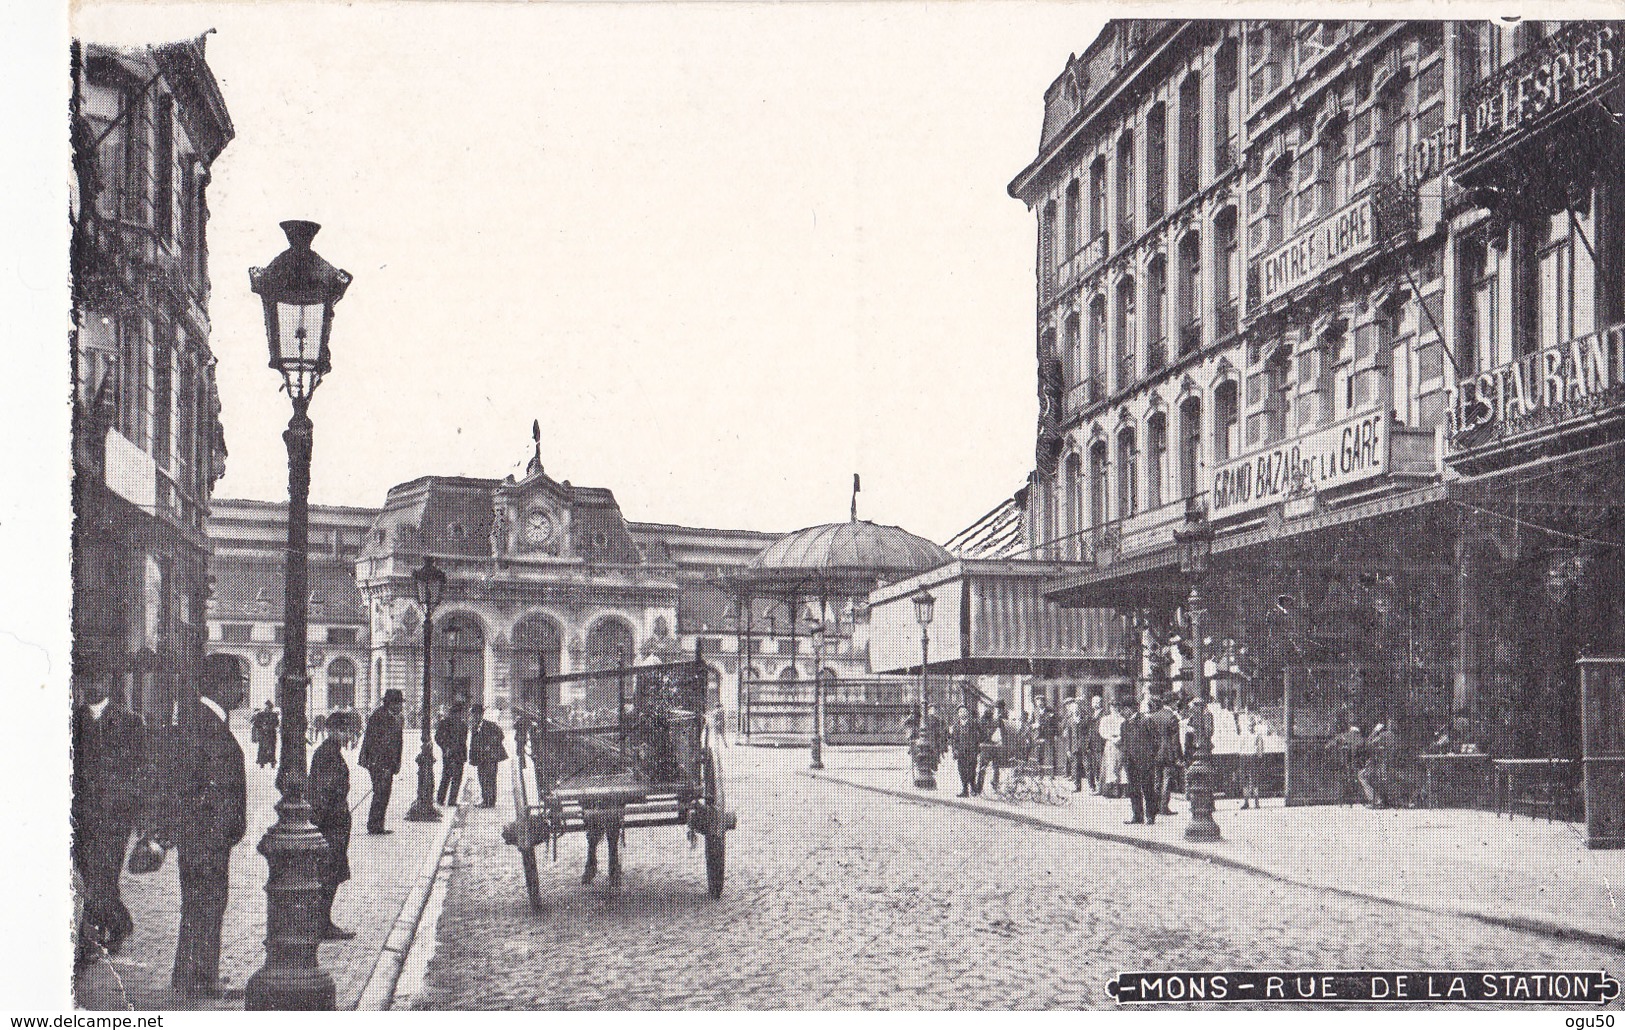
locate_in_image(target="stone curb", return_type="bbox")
[354,801,468,1010]
[803,769,1625,955]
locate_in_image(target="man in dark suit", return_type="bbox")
[359,690,405,834]
[307,711,357,941]
[433,700,469,807]
[72,668,146,962]
[249,701,279,768]
[168,668,247,998]
[467,705,508,808]
[946,703,982,797]
[1146,692,1184,816]
[1120,697,1161,825]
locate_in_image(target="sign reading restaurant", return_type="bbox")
[1209,411,1389,519]
[1257,196,1375,305]
[1450,321,1625,447]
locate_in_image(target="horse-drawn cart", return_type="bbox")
[501,649,736,910]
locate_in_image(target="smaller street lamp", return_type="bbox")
[910,586,938,789]
[809,613,826,770]
[1173,505,1220,842]
[405,556,447,822]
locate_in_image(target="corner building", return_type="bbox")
[1013,20,1625,809]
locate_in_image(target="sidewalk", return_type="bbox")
[75,713,457,1011]
[804,746,1625,950]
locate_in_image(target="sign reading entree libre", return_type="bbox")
[1257,196,1375,305]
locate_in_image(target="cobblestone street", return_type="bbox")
[411,746,1624,1009]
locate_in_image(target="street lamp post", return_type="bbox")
[809,609,826,770]
[405,557,447,822]
[1174,504,1221,842]
[244,220,351,1011]
[910,586,937,789]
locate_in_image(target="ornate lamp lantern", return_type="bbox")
[909,586,938,789]
[1173,505,1221,842]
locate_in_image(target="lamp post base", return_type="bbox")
[244,807,335,1010]
[404,747,441,822]
[808,737,824,771]
[1183,756,1222,842]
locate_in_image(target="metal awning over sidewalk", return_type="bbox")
[867,559,1123,675]
[1044,482,1454,609]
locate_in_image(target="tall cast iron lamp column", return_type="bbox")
[1175,504,1221,842]
[911,586,937,789]
[245,221,351,1010]
[808,611,826,770]
[406,557,447,821]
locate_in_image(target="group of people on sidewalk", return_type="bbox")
[72,670,510,1003]
[912,687,1272,825]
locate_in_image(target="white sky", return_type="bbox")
[70,1,1111,543]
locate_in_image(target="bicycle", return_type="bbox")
[992,758,1066,805]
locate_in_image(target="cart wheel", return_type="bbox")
[704,830,725,898]
[701,748,727,898]
[519,846,544,912]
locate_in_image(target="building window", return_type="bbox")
[1090,441,1110,526]
[221,623,253,644]
[1528,209,1596,354]
[1065,453,1084,554]
[1146,102,1167,222]
[1063,315,1081,394]
[1116,277,1137,390]
[1215,38,1239,175]
[1179,396,1202,497]
[777,639,795,656]
[1088,295,1108,401]
[152,337,171,468]
[1041,200,1058,289]
[1177,73,1202,201]
[326,658,357,709]
[1178,231,1202,356]
[1089,156,1108,241]
[1458,231,1496,373]
[1214,208,1239,339]
[1266,347,1292,442]
[153,95,174,240]
[1064,178,1081,256]
[1214,380,1239,461]
[326,627,359,645]
[1146,413,1167,510]
[1146,255,1168,372]
[1117,129,1136,241]
[1116,428,1139,519]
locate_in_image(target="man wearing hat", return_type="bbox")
[307,710,358,940]
[72,665,145,963]
[359,689,406,834]
[466,704,508,808]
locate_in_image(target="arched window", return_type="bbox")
[1089,156,1108,242]
[1042,199,1058,274]
[511,614,563,709]
[1042,478,1059,558]
[778,665,800,681]
[1215,38,1239,174]
[1146,254,1168,371]
[326,657,356,710]
[1117,427,1139,518]
[438,613,486,710]
[1115,277,1137,390]
[1214,208,1239,339]
[1179,396,1202,498]
[1089,440,1110,526]
[1265,346,1292,443]
[1178,73,1203,201]
[1064,179,1081,255]
[1214,380,1239,461]
[585,618,635,672]
[1178,230,1202,356]
[1117,130,1136,240]
[1146,102,1167,221]
[1146,413,1167,510]
[1088,295,1108,402]
[1063,314,1081,393]
[1064,452,1085,556]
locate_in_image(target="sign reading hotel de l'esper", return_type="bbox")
[1209,411,1389,520]
[1459,21,1623,163]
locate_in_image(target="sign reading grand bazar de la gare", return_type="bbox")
[1209,411,1389,519]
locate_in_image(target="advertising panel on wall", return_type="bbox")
[1449,321,1625,452]
[1209,411,1391,520]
